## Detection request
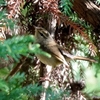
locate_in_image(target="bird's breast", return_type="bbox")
[36,53,62,67]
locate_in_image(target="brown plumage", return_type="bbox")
[34,26,96,67]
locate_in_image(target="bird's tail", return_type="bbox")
[72,56,97,63]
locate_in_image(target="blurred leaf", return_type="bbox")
[60,0,73,16]
[0,0,7,6]
[0,11,7,20]
[0,79,9,93]
[0,35,35,61]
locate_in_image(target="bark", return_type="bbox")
[72,0,100,28]
[40,65,52,100]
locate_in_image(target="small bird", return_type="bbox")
[34,26,96,67]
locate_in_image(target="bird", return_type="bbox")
[34,26,96,67]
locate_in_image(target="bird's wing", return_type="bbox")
[40,43,69,66]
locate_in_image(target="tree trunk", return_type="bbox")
[72,0,100,28]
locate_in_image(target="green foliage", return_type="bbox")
[0,68,9,78]
[0,10,6,20]
[46,87,69,100]
[74,34,89,55]
[72,34,100,98]
[0,35,51,62]
[94,62,100,77]
[0,73,71,100]
[0,73,43,100]
[0,0,14,30]
[0,35,34,61]
[0,0,6,6]
[0,10,14,30]
[84,65,100,98]
[60,0,73,16]
[96,0,100,4]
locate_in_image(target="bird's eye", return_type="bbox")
[40,32,44,37]
[39,32,47,39]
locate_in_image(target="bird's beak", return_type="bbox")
[33,25,38,33]
[33,25,40,32]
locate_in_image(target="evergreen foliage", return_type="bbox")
[0,73,43,100]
